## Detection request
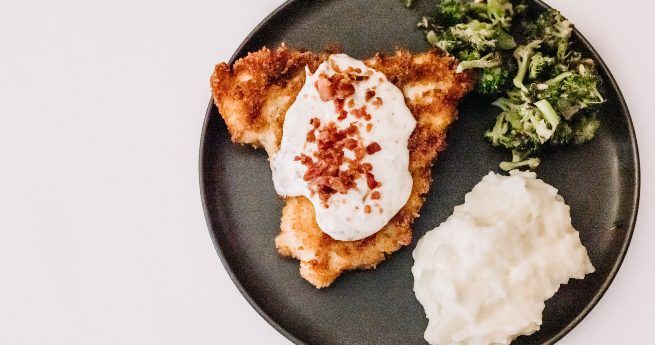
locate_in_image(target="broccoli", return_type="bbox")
[477,66,511,95]
[436,0,470,25]
[533,61,604,119]
[528,52,555,80]
[569,114,601,144]
[485,100,543,154]
[551,114,601,145]
[500,152,541,171]
[512,40,542,92]
[556,71,604,119]
[487,0,514,30]
[485,97,561,169]
[429,19,500,57]
[457,49,482,61]
[495,28,517,50]
[526,9,573,60]
[456,52,502,72]
[449,20,499,51]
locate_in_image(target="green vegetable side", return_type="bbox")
[411,0,605,170]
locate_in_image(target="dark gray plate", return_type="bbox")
[200,0,640,344]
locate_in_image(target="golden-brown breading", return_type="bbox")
[211,45,474,288]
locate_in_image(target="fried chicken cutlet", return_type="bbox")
[211,45,474,288]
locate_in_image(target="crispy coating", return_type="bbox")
[211,45,474,288]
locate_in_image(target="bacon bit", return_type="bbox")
[378,77,384,83]
[310,117,321,128]
[372,97,383,107]
[347,98,355,108]
[333,98,345,115]
[364,205,372,214]
[344,138,358,150]
[364,113,372,121]
[346,122,359,135]
[315,75,334,102]
[365,89,376,101]
[354,147,366,160]
[345,66,362,74]
[371,191,381,200]
[366,142,382,155]
[351,106,368,119]
[297,121,380,205]
[337,109,348,121]
[306,130,316,143]
[366,172,380,189]
[366,123,373,132]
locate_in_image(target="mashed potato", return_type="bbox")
[412,170,594,345]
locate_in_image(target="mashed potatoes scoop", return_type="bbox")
[412,170,594,345]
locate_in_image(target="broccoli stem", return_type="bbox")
[456,52,502,73]
[545,71,573,86]
[500,157,541,171]
[500,151,541,171]
[513,40,542,93]
[534,99,560,129]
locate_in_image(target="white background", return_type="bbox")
[0,0,652,344]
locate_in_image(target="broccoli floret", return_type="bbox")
[526,9,573,60]
[500,152,540,171]
[495,28,517,50]
[556,71,604,119]
[485,112,509,146]
[449,20,499,51]
[485,102,542,154]
[570,114,601,144]
[517,102,557,143]
[429,20,499,55]
[477,66,511,95]
[457,49,482,61]
[437,0,470,25]
[485,97,561,167]
[487,0,514,29]
[532,61,604,119]
[551,114,601,145]
[512,40,542,92]
[456,52,502,72]
[528,52,555,80]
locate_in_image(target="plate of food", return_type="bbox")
[200,0,640,344]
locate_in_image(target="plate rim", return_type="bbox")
[199,0,641,343]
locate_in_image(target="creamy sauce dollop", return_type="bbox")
[412,170,595,345]
[270,54,416,241]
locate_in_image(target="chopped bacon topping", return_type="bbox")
[350,106,368,120]
[366,172,380,189]
[300,63,387,209]
[366,142,382,155]
[365,89,376,101]
[297,120,382,207]
[315,73,355,102]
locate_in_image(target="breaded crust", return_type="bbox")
[211,45,474,288]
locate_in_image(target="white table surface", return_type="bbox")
[0,0,652,344]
